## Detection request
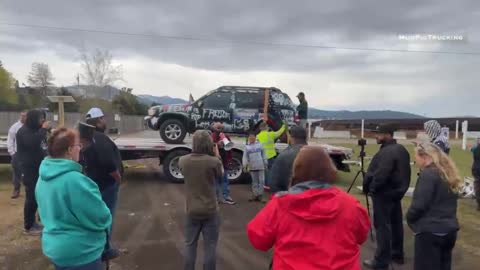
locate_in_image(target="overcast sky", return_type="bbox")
[1,0,479,117]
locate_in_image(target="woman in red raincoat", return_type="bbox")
[247,146,371,270]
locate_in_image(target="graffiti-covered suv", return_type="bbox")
[145,86,297,144]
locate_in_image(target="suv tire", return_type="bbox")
[160,119,187,144]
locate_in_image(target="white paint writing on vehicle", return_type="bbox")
[203,109,231,120]
[235,109,258,119]
[234,119,250,131]
[163,104,188,113]
[196,121,212,129]
[271,92,294,107]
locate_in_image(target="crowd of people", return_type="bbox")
[3,95,478,269]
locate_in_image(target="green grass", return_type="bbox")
[334,142,474,188]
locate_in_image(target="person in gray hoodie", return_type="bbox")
[243,130,268,202]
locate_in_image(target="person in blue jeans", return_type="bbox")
[36,128,111,270]
[211,122,236,205]
[180,130,224,270]
[82,108,124,260]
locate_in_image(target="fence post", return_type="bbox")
[455,120,459,139]
[361,119,365,138]
[462,121,468,150]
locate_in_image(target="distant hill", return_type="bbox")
[61,85,424,119]
[137,95,188,105]
[308,108,424,120]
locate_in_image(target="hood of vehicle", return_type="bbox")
[149,103,189,115]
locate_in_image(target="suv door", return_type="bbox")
[197,90,233,131]
[269,89,295,129]
[232,90,264,133]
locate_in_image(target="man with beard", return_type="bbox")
[82,108,123,259]
[363,125,411,270]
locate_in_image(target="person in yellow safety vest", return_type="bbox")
[257,122,286,189]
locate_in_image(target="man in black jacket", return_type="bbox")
[82,108,123,259]
[472,138,480,211]
[270,126,307,193]
[363,125,411,270]
[16,109,50,235]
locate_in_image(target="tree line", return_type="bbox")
[0,49,149,115]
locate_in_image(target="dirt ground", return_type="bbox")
[1,157,479,269]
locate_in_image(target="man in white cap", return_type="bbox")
[82,107,123,260]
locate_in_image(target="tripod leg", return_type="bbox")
[347,170,362,193]
[364,194,375,242]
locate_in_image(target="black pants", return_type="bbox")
[474,178,480,209]
[372,197,404,267]
[414,232,457,270]
[23,170,39,230]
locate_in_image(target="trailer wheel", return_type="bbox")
[163,149,190,183]
[227,151,244,184]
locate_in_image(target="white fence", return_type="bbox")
[0,111,145,135]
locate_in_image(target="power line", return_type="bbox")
[1,22,479,56]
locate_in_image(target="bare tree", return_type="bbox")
[27,62,55,90]
[80,49,124,87]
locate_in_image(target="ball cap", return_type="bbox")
[373,124,396,135]
[85,107,104,119]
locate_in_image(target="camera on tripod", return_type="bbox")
[358,138,367,146]
[357,138,367,158]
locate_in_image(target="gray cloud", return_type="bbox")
[1,0,479,117]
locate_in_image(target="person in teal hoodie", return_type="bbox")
[36,128,112,270]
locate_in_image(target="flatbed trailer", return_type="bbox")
[114,136,353,183]
[0,136,353,183]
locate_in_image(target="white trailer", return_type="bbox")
[0,136,353,183]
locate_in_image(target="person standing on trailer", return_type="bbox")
[296,92,308,129]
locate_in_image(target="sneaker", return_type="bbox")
[11,190,20,199]
[263,185,271,191]
[24,224,43,236]
[221,197,236,205]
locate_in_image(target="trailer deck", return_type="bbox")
[0,133,353,183]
